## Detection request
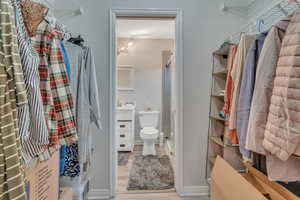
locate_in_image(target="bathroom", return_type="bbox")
[116,18,177,193]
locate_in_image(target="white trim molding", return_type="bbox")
[180,186,210,197]
[88,189,110,200]
[109,8,184,199]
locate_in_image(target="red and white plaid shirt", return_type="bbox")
[31,20,77,146]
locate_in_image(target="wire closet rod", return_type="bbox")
[226,0,300,43]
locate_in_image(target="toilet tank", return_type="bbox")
[139,111,160,128]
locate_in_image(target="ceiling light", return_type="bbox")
[127,41,134,47]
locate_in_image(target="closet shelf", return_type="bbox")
[213,71,228,76]
[210,136,224,147]
[210,115,225,122]
[210,136,240,148]
[211,94,225,101]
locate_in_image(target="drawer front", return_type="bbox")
[118,139,132,150]
[117,110,133,121]
[119,131,130,140]
[117,121,132,131]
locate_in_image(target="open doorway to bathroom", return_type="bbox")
[115,17,177,195]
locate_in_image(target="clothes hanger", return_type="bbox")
[21,0,49,37]
[68,35,85,46]
[257,19,265,33]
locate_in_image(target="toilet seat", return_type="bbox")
[141,127,158,133]
[140,128,159,139]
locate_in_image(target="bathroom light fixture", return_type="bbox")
[118,39,135,55]
[127,41,134,47]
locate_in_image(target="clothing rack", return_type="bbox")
[227,0,300,43]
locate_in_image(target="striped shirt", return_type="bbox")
[31,20,77,146]
[0,0,27,199]
[11,0,49,164]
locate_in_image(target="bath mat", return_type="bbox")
[118,152,130,166]
[127,155,174,190]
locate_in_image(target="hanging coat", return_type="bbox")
[263,10,300,161]
[237,32,267,158]
[228,34,256,137]
[246,16,292,155]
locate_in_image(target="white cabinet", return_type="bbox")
[117,108,135,152]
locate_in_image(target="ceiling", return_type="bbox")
[225,0,257,7]
[117,19,175,39]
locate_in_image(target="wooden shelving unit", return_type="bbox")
[210,136,224,147]
[210,115,225,122]
[206,43,244,181]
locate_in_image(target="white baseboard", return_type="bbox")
[87,186,209,200]
[179,186,209,197]
[88,189,110,200]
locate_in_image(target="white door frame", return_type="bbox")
[109,8,184,198]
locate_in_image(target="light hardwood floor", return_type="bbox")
[117,145,179,200]
[116,192,181,200]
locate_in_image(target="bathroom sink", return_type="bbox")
[117,104,135,111]
[139,111,160,114]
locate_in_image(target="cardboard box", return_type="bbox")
[211,156,268,200]
[211,157,300,200]
[25,151,60,200]
[60,188,73,200]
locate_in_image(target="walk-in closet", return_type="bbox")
[3,0,300,200]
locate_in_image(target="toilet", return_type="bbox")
[138,111,160,156]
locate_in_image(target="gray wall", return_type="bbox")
[54,0,245,194]
[117,38,174,143]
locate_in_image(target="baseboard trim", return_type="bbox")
[88,189,110,200]
[179,186,209,197]
[87,186,209,200]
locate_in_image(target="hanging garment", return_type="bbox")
[246,15,292,155]
[228,34,256,139]
[237,32,267,158]
[266,153,300,182]
[60,145,67,175]
[263,10,300,161]
[44,11,72,40]
[0,0,27,199]
[11,0,50,164]
[60,40,72,80]
[223,45,239,145]
[31,20,77,146]
[20,0,48,37]
[252,153,267,175]
[245,14,300,183]
[61,42,102,179]
[223,45,238,114]
[63,143,80,177]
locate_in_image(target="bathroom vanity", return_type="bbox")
[117,105,135,152]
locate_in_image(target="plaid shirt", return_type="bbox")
[31,20,77,146]
[0,0,27,199]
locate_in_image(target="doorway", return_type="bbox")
[109,9,183,199]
